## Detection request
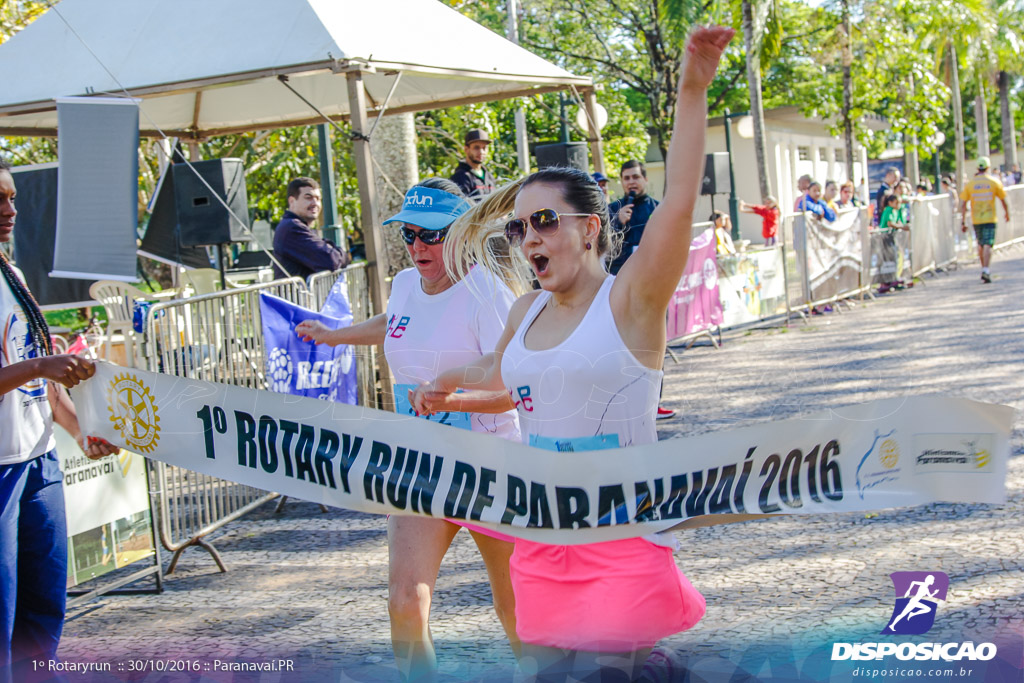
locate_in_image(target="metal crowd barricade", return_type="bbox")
[789,208,871,314]
[995,184,1024,248]
[142,277,307,572]
[908,195,957,277]
[306,262,378,408]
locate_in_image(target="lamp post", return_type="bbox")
[722,109,752,240]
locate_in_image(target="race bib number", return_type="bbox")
[529,433,620,452]
[394,383,472,431]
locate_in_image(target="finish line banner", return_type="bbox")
[71,363,1012,545]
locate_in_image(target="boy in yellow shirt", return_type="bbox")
[960,157,1010,283]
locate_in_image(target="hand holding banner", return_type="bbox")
[71,363,1011,545]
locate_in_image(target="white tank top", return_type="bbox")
[384,266,519,439]
[501,275,675,547]
[501,275,662,448]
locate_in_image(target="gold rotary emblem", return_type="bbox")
[106,374,160,454]
[879,438,900,469]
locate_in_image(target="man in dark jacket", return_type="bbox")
[272,177,350,280]
[607,159,658,276]
[449,129,496,200]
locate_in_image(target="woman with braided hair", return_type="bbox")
[0,159,118,681]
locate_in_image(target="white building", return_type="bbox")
[616,106,888,243]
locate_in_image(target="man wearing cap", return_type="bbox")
[592,171,610,199]
[272,177,351,280]
[960,156,1010,283]
[450,129,497,200]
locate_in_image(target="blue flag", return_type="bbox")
[259,288,357,404]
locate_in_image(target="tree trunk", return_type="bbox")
[841,0,855,183]
[998,70,1018,170]
[370,112,418,277]
[974,83,990,160]
[742,0,771,200]
[949,45,966,186]
[905,74,919,186]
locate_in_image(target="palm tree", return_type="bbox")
[740,0,782,200]
[992,0,1024,170]
[918,0,995,183]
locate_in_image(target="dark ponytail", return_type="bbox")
[0,158,52,358]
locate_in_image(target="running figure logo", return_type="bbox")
[882,571,949,635]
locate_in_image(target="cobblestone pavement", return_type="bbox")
[59,249,1024,682]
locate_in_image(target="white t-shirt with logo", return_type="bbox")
[383,266,519,439]
[0,264,55,465]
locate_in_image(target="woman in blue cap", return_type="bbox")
[296,177,527,681]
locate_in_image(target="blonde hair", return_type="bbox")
[443,179,534,298]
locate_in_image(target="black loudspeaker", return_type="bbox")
[535,142,589,172]
[701,152,731,195]
[173,158,251,247]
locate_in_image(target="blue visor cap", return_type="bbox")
[383,187,472,231]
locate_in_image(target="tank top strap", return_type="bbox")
[515,288,552,346]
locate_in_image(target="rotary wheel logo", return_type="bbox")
[106,374,160,454]
[880,438,900,469]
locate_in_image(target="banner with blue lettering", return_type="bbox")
[259,291,357,404]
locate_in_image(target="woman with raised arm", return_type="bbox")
[295,177,531,682]
[411,27,735,681]
[0,159,119,682]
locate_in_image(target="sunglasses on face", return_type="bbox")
[399,225,449,246]
[503,209,592,247]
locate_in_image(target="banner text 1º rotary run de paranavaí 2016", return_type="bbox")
[71,363,1012,545]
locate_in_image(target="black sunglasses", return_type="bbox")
[503,209,592,247]
[399,225,449,246]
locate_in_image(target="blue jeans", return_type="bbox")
[0,450,67,683]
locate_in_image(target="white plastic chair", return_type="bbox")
[88,280,149,367]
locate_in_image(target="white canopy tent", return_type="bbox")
[0,0,606,325]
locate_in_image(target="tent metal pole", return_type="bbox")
[346,69,393,411]
[583,88,605,176]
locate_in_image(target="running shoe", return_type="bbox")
[640,646,686,683]
[656,406,676,420]
[981,272,992,283]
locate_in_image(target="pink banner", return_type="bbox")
[666,228,722,340]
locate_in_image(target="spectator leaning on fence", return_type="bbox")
[823,180,839,212]
[960,156,1010,284]
[272,177,351,280]
[710,210,737,255]
[837,181,860,209]
[878,193,908,232]
[0,158,119,682]
[793,174,812,212]
[875,167,901,225]
[740,195,780,246]
[796,181,837,222]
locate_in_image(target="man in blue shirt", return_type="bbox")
[272,177,350,280]
[608,160,659,276]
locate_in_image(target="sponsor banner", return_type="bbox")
[55,426,154,588]
[259,291,357,403]
[667,228,722,340]
[718,246,787,327]
[870,230,913,285]
[71,363,1012,545]
[803,208,865,301]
